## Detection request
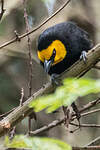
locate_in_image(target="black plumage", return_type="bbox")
[38,21,93,75]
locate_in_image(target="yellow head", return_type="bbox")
[38,40,67,66]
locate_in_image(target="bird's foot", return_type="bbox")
[80,51,87,63]
[51,74,61,86]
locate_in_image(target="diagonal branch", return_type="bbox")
[0,0,71,49]
[0,44,100,137]
[60,44,100,79]
[79,98,100,113]
[85,136,100,146]
[73,146,100,150]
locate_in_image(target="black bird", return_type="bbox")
[37,21,93,76]
[37,21,93,122]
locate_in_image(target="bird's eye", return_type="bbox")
[52,48,56,58]
[49,48,56,61]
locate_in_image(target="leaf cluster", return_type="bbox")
[30,78,100,113]
[5,135,71,150]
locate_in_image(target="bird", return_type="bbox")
[37,21,93,76]
[37,21,93,123]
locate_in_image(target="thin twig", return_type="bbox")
[0,107,16,119]
[85,136,100,146]
[79,98,100,113]
[30,119,64,135]
[30,107,100,135]
[0,0,71,49]
[19,88,24,106]
[22,0,32,99]
[22,0,36,134]
[80,108,100,118]
[72,108,100,121]
[30,100,100,136]
[70,123,100,128]
[73,146,100,150]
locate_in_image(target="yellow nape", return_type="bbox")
[38,40,67,65]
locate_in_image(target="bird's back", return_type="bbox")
[38,21,93,51]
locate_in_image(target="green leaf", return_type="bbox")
[5,136,30,148]
[5,135,71,150]
[29,78,100,113]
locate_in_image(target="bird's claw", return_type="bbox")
[51,74,61,86]
[80,51,87,63]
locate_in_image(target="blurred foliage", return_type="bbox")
[0,0,48,36]
[41,0,56,15]
[30,78,100,113]
[5,135,71,150]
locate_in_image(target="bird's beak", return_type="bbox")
[44,59,53,73]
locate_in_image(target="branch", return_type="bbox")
[70,123,100,128]
[85,136,100,146]
[60,44,100,79]
[30,99,100,135]
[73,146,100,150]
[0,44,100,137]
[0,107,16,119]
[22,0,33,96]
[79,98,100,113]
[80,108,100,118]
[0,0,71,49]
[71,107,100,122]
[22,0,36,133]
